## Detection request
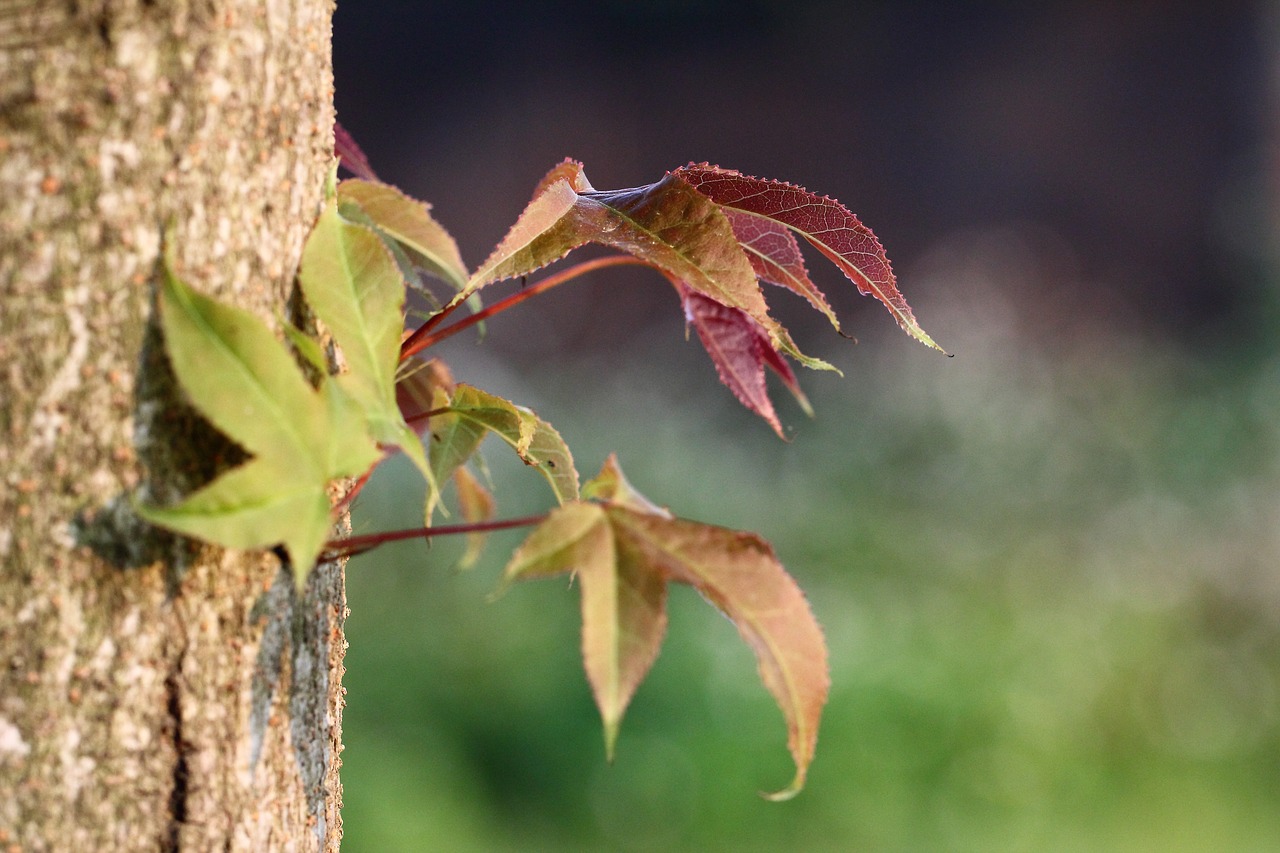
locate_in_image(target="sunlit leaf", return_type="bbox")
[604,506,829,800]
[673,163,944,352]
[681,287,806,438]
[338,179,469,292]
[506,456,829,797]
[299,198,431,483]
[503,501,668,761]
[721,208,836,327]
[137,259,380,586]
[139,457,332,570]
[463,162,788,352]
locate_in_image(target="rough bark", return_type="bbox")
[0,1,345,849]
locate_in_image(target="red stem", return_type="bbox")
[322,513,548,561]
[333,467,375,517]
[400,255,648,361]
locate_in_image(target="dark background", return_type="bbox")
[336,2,1269,349]
[332,4,1280,850]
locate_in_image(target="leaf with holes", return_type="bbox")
[439,384,579,507]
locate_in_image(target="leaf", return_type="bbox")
[505,456,829,798]
[463,162,792,354]
[466,165,583,290]
[503,501,669,761]
[721,208,835,327]
[396,357,454,432]
[442,384,580,506]
[681,287,812,438]
[603,509,828,801]
[673,163,945,352]
[422,393,488,520]
[299,198,432,483]
[334,121,379,181]
[452,465,495,569]
[580,452,671,517]
[338,179,469,292]
[137,259,381,586]
[139,457,332,568]
[281,319,330,375]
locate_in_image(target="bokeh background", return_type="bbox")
[333,3,1280,850]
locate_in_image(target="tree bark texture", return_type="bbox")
[0,1,344,849]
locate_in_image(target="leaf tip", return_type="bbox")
[760,773,806,803]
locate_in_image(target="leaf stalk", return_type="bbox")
[399,255,648,360]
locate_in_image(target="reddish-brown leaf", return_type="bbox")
[465,163,789,353]
[721,209,836,328]
[453,465,495,568]
[604,506,829,800]
[681,288,787,438]
[673,163,944,352]
[509,456,830,798]
[395,357,454,433]
[334,121,379,181]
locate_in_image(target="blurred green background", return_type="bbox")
[334,3,1280,850]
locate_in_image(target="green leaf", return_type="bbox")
[137,260,381,586]
[153,256,328,468]
[423,398,488,520]
[281,319,330,375]
[338,179,469,292]
[138,457,332,569]
[443,384,580,505]
[299,198,432,483]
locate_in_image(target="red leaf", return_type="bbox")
[681,288,786,438]
[673,163,944,352]
[721,209,835,327]
[334,121,379,181]
[466,162,782,348]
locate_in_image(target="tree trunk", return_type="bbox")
[0,1,345,849]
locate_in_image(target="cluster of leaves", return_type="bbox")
[139,130,941,799]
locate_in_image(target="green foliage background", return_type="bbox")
[335,236,1280,849]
